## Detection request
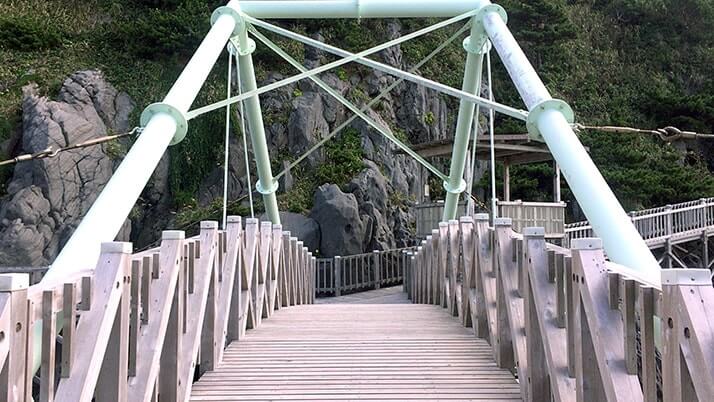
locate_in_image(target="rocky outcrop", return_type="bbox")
[309,184,365,257]
[0,70,135,266]
[260,211,320,252]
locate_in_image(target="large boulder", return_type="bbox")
[309,184,365,257]
[259,212,320,253]
[0,70,135,266]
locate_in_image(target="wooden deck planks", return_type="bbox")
[190,296,520,401]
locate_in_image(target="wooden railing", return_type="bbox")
[498,200,567,238]
[0,217,316,402]
[315,247,414,296]
[414,201,466,238]
[407,214,714,402]
[565,197,714,248]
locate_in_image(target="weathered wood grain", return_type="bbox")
[189,303,519,401]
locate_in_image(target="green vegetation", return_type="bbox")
[490,0,714,211]
[274,128,365,214]
[423,112,435,126]
[1,0,713,220]
[316,127,365,186]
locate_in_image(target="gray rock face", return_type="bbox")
[0,70,135,266]
[288,93,330,168]
[197,20,454,255]
[260,212,320,253]
[309,184,365,257]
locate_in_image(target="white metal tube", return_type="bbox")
[480,5,659,281]
[442,19,485,220]
[482,12,549,109]
[538,111,659,281]
[45,9,238,281]
[239,15,528,121]
[239,0,484,18]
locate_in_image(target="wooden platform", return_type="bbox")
[190,296,521,401]
[316,286,411,304]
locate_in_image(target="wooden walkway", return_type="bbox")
[190,288,520,401]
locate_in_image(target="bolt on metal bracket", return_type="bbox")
[140,102,189,145]
[526,99,575,142]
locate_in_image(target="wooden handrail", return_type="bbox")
[0,216,317,402]
[408,216,714,402]
[565,198,714,247]
[315,247,416,296]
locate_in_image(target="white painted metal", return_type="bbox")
[481,5,659,282]
[45,5,240,280]
[240,15,528,121]
[239,0,486,18]
[538,110,659,282]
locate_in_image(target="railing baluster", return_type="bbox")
[40,290,56,402]
[129,260,141,377]
[61,283,76,379]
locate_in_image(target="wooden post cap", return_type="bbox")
[0,273,29,291]
[272,224,282,231]
[162,230,185,240]
[200,221,218,229]
[494,217,512,226]
[571,238,603,250]
[100,241,133,254]
[661,268,711,286]
[226,216,242,223]
[460,216,474,223]
[439,222,449,228]
[474,213,490,221]
[245,218,259,226]
[524,227,545,237]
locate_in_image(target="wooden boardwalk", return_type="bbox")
[190,288,520,401]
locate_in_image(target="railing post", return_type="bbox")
[701,198,708,227]
[333,257,341,297]
[665,204,673,236]
[493,218,515,370]
[159,232,186,402]
[661,269,713,402]
[703,230,709,270]
[0,273,30,402]
[200,222,220,372]
[523,227,551,402]
[447,220,460,316]
[402,251,408,294]
[373,251,381,289]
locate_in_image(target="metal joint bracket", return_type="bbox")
[228,36,256,56]
[526,99,575,142]
[469,4,507,52]
[140,102,189,145]
[463,37,491,54]
[211,5,245,35]
[442,178,467,195]
[255,179,279,195]
[661,269,711,286]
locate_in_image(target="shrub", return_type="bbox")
[315,128,364,186]
[0,15,62,51]
[115,0,218,59]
